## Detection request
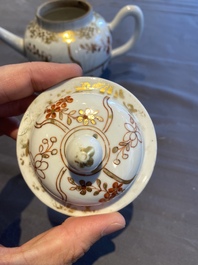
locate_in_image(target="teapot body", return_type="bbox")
[0,0,143,76]
[24,12,112,76]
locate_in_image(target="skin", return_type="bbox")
[0,62,125,265]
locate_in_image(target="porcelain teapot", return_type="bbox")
[0,0,144,76]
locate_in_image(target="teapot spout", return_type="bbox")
[0,27,24,56]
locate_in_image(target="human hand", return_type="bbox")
[0,62,126,265]
[0,62,82,139]
[0,213,125,265]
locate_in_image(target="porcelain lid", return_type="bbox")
[17,77,157,216]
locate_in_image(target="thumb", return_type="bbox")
[60,212,126,263]
[9,212,125,265]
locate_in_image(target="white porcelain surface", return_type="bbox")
[17,77,157,216]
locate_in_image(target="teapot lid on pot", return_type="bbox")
[17,77,157,216]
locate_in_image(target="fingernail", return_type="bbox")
[102,222,125,236]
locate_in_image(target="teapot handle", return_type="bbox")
[108,5,144,59]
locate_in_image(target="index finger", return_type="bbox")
[0,62,82,105]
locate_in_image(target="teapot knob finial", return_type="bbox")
[66,135,103,174]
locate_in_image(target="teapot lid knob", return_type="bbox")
[65,135,103,174]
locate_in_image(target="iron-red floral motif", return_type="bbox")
[45,104,61,119]
[43,95,104,127]
[56,95,73,108]
[68,177,124,202]
[45,96,74,120]
[112,115,142,165]
[99,182,124,203]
